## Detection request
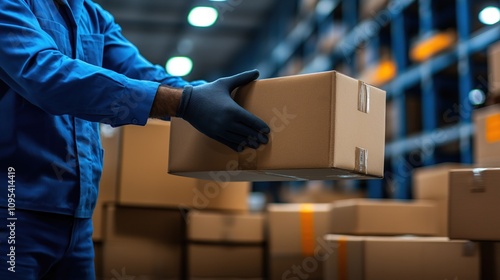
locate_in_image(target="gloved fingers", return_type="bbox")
[220,69,259,91]
[228,121,269,146]
[237,108,271,134]
[189,80,207,86]
[212,134,243,152]
[216,129,267,152]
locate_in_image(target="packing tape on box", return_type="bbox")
[358,81,370,114]
[337,238,348,280]
[355,147,368,174]
[299,204,315,257]
[470,168,486,193]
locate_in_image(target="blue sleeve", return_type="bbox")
[93,3,194,88]
[0,1,158,127]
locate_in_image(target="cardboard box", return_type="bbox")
[474,105,500,166]
[270,255,323,280]
[324,235,480,280]
[489,42,500,97]
[93,125,122,241]
[412,163,466,236]
[360,0,388,19]
[103,120,250,211]
[93,242,103,280]
[188,244,263,279]
[186,211,265,278]
[330,199,438,236]
[169,71,386,181]
[268,203,331,280]
[187,211,264,243]
[449,168,500,241]
[102,205,184,279]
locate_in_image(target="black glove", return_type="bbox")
[176,69,270,152]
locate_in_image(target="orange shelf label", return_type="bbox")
[486,114,500,143]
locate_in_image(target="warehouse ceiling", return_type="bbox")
[94,0,278,81]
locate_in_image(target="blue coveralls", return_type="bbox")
[0,0,195,278]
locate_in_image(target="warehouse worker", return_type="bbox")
[0,1,270,279]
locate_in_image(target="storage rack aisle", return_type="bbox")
[229,0,500,201]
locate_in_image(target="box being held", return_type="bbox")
[169,71,386,181]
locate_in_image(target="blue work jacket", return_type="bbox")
[0,0,193,217]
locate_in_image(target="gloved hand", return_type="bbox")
[176,69,270,152]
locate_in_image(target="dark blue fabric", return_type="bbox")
[0,0,194,217]
[0,208,95,279]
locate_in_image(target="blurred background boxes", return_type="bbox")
[474,105,500,167]
[101,205,184,280]
[186,211,265,279]
[412,163,467,236]
[449,168,500,241]
[330,198,439,236]
[324,235,480,280]
[267,203,331,280]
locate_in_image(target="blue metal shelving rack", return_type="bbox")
[229,0,500,200]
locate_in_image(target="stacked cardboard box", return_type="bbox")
[323,235,480,280]
[267,203,331,280]
[474,104,500,167]
[448,168,500,241]
[186,211,265,279]
[412,163,465,236]
[102,205,184,280]
[489,42,500,101]
[94,121,252,279]
[169,71,386,181]
[329,198,439,236]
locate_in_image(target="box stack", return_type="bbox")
[186,211,265,279]
[267,203,331,280]
[489,42,500,104]
[93,120,251,279]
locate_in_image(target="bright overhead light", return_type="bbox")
[188,6,218,27]
[166,56,193,77]
[479,6,500,25]
[469,89,486,106]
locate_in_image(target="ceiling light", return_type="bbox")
[479,6,500,25]
[166,56,193,77]
[188,6,218,27]
[469,89,486,106]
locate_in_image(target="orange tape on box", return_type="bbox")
[299,204,315,257]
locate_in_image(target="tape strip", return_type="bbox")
[470,168,486,193]
[338,238,348,280]
[299,204,315,257]
[358,81,370,114]
[355,147,368,174]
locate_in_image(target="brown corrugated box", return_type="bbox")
[186,211,265,279]
[98,120,250,212]
[188,245,263,279]
[330,199,439,236]
[169,71,386,181]
[449,168,500,241]
[412,163,466,236]
[489,42,500,97]
[268,203,331,280]
[187,211,264,243]
[324,235,480,280]
[102,205,183,279]
[360,0,388,19]
[93,125,122,241]
[474,105,500,167]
